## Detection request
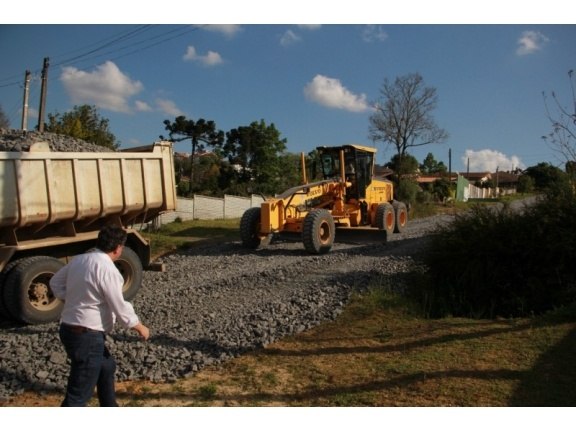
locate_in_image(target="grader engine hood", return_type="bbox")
[263,180,345,234]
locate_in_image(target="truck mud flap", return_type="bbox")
[334,227,388,245]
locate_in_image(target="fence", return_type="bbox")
[465,183,495,200]
[456,175,496,201]
[159,194,265,224]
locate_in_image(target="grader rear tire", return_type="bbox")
[392,201,408,233]
[302,209,335,255]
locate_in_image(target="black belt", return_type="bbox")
[61,323,103,334]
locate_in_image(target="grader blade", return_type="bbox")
[334,227,388,245]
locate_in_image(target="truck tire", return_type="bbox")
[302,209,335,255]
[0,258,28,320]
[3,256,64,325]
[376,203,395,236]
[115,246,143,301]
[392,201,408,233]
[240,207,263,249]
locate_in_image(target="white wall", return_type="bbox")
[160,194,265,224]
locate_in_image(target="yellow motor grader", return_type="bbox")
[240,144,408,254]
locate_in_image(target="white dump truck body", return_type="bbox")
[0,140,176,324]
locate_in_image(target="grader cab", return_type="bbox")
[240,144,408,254]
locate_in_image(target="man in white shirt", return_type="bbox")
[50,225,150,407]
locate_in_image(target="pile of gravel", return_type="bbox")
[0,216,446,402]
[0,129,114,152]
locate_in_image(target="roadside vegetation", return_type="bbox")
[418,184,576,320]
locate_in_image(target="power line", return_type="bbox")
[0,25,153,85]
[0,24,203,89]
[0,24,205,127]
[48,25,154,68]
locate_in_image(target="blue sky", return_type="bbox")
[1,6,574,173]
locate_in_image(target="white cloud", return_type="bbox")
[362,25,388,43]
[203,24,242,37]
[462,149,525,172]
[60,61,143,113]
[280,26,320,47]
[183,45,223,66]
[516,30,549,56]
[134,100,152,112]
[156,98,185,117]
[304,74,369,112]
[280,30,301,46]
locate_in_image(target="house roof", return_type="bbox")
[374,166,394,178]
[460,172,491,182]
[417,174,458,183]
[491,171,519,184]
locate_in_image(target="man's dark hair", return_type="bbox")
[97,225,127,253]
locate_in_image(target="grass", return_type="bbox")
[110,283,576,407]
[143,218,241,258]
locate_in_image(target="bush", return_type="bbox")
[417,189,576,318]
[395,179,419,207]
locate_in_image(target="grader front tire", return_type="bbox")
[376,203,395,236]
[240,207,263,249]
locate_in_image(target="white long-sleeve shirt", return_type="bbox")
[50,249,140,333]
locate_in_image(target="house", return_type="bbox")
[491,171,520,196]
[460,172,492,186]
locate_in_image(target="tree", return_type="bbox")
[222,120,288,195]
[369,73,448,178]
[420,152,447,175]
[430,178,452,202]
[162,116,224,185]
[386,153,419,176]
[45,105,119,149]
[517,174,535,194]
[523,162,570,192]
[542,70,576,162]
[276,152,306,192]
[0,104,10,129]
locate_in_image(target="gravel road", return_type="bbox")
[0,212,451,401]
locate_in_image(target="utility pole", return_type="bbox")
[37,57,49,132]
[495,166,499,197]
[448,148,452,181]
[21,70,31,131]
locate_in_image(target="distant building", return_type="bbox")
[414,171,519,201]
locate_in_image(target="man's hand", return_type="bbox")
[132,323,150,341]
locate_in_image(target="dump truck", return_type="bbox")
[0,140,176,324]
[240,144,408,254]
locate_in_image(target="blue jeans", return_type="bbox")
[59,324,118,407]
